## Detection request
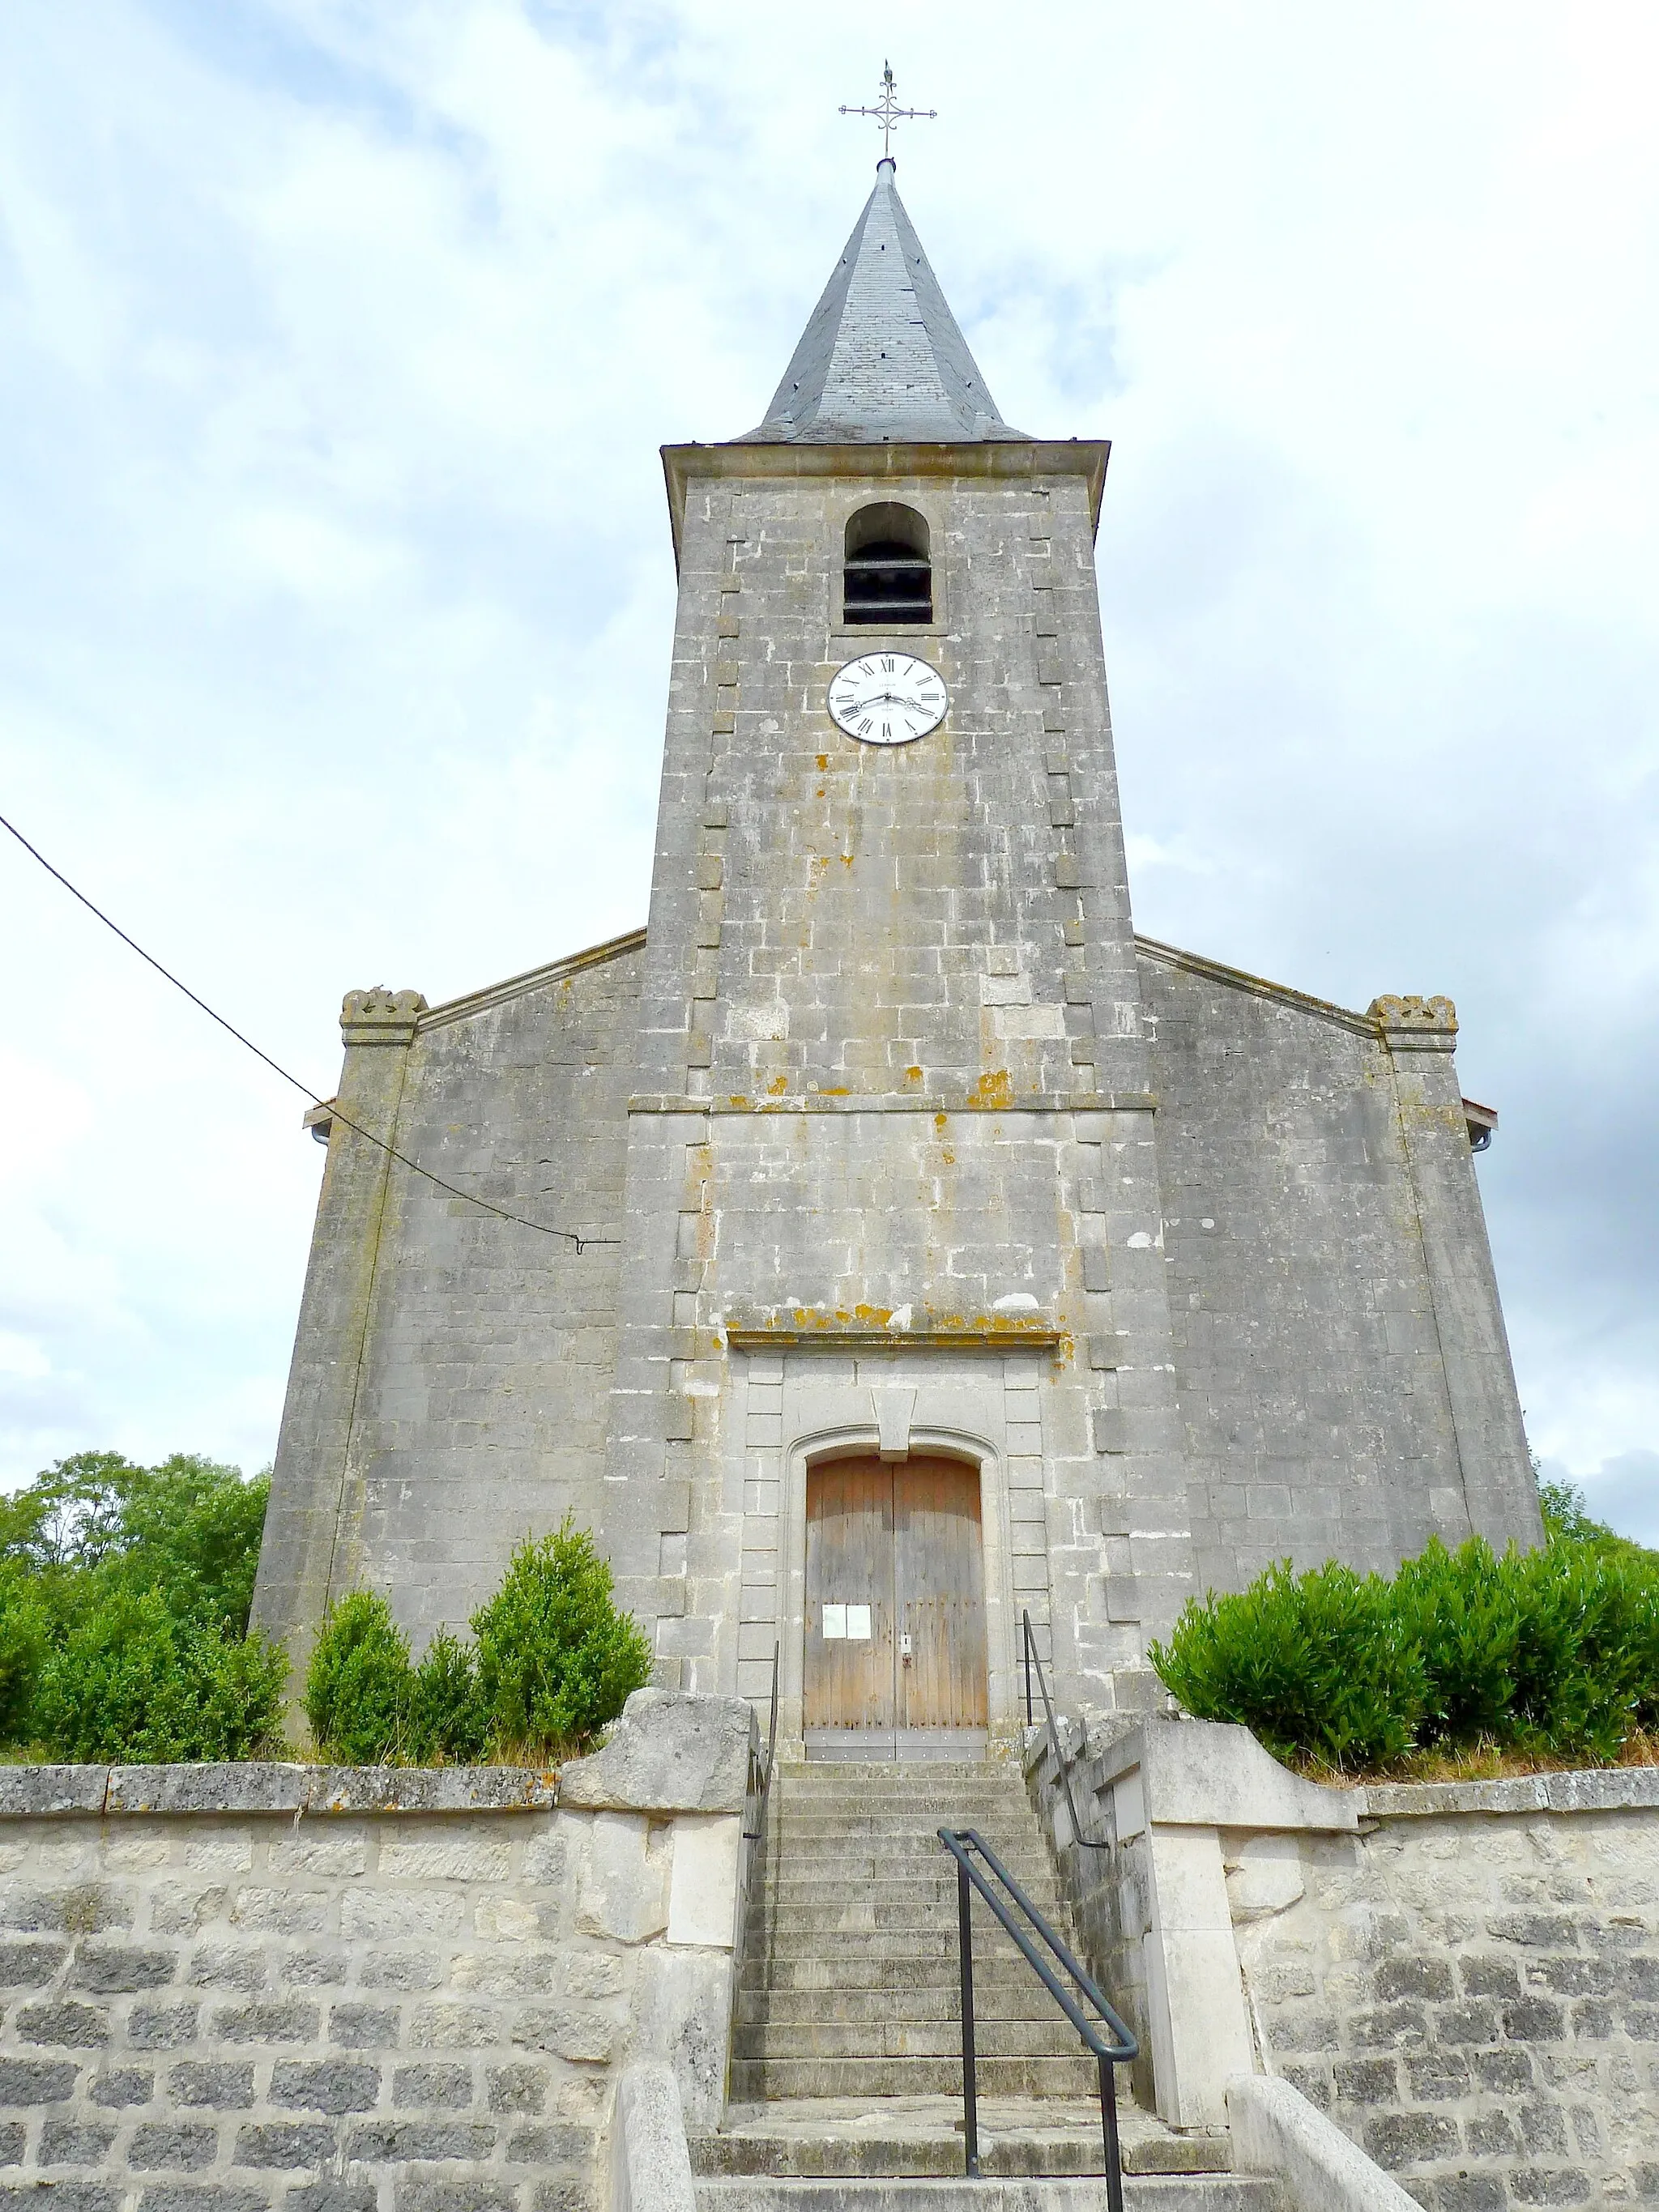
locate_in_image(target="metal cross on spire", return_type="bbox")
[838,61,936,161]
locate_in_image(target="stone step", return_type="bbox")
[752,1893,1066,1929]
[772,1779,1030,1799]
[733,2018,1095,2062]
[690,2095,1236,2183]
[765,1826,1051,1855]
[766,1819,1033,1844]
[740,1960,1068,1998]
[736,1984,1077,2027]
[758,1885,1065,1922]
[729,2055,1104,2100]
[759,1870,1058,1903]
[695,2182,1277,2210]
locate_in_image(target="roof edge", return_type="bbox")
[1133,933,1380,1038]
[662,439,1110,569]
[416,927,648,1035]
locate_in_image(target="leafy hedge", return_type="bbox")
[0,1456,651,1767]
[0,1451,287,1762]
[1149,1482,1659,1772]
[305,1519,653,1765]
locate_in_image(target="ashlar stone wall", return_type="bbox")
[1236,1771,1659,2211]
[1024,1715,1659,2210]
[0,1693,753,2212]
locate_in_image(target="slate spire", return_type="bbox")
[742,158,1023,444]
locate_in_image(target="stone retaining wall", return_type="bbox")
[1025,1717,1659,2210]
[0,1691,754,2212]
[1235,1771,1659,2211]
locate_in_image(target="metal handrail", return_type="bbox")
[741,1642,780,1843]
[939,1826,1136,2206]
[1022,1609,1111,1851]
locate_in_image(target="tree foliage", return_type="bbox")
[0,1451,284,1762]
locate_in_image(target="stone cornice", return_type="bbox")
[416,927,648,1035]
[1134,934,1380,1038]
[627,1090,1156,1116]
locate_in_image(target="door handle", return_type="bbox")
[899,1633,914,1664]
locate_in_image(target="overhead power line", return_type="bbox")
[0,807,615,1253]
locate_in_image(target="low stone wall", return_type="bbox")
[1235,1770,1659,2211]
[0,1690,754,2212]
[1025,1718,1659,2209]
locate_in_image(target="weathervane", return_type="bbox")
[839,61,936,161]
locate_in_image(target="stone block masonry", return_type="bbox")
[0,1693,755,2212]
[1024,1715,1659,2208]
[1237,1771,1659,2211]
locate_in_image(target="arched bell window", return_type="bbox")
[843,503,932,627]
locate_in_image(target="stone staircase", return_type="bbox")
[689,1759,1278,2211]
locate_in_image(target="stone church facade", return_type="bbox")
[252,160,1540,1750]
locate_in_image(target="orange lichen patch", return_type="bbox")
[933,1113,948,1132]
[816,755,830,770]
[818,1085,850,1097]
[725,1096,750,1110]
[726,1306,1067,1356]
[767,1074,788,1097]
[840,852,855,867]
[968,1069,1015,1109]
[905,1066,923,1085]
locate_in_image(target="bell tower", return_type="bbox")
[601,156,1195,1744]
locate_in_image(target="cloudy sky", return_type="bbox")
[2,2,1655,1539]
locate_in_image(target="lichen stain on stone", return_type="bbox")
[969,1069,1015,1109]
[767,1302,1059,1343]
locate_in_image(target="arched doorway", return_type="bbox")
[803,1453,989,1760]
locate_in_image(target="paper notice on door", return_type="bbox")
[821,1604,847,1640]
[845,1605,872,1641]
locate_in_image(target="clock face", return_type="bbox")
[827,653,949,746]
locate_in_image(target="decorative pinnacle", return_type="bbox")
[838,60,936,162]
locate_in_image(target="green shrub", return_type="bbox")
[1152,1515,1659,1775]
[1148,1559,1427,1771]
[471,1519,653,1760]
[1393,1537,1522,1746]
[305,1592,413,1763]
[407,1628,489,1765]
[31,1588,287,1762]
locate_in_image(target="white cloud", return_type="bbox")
[0,0,1653,1506]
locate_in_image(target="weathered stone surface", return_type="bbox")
[0,1784,737,2212]
[611,2061,696,2212]
[0,1769,109,1818]
[559,1693,753,1816]
[1229,2074,1419,2210]
[1231,1794,1659,2207]
[106,1767,307,1817]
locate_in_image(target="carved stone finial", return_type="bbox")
[340,987,428,1046]
[1367,995,1457,1051]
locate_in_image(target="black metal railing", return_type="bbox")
[937,1826,1137,2205]
[741,1641,780,1843]
[1022,1608,1111,1852]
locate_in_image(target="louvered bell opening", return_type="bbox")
[844,541,932,626]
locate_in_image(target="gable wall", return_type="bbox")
[1140,949,1489,1596]
[254,945,642,1668]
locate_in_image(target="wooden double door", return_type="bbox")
[804,1454,989,1761]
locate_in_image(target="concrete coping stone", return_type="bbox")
[1034,1715,1359,1835]
[0,1763,558,1818]
[1356,1765,1659,1819]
